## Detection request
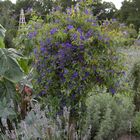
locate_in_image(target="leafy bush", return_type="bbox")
[101,20,137,47]
[23,2,125,118]
[131,61,140,111]
[133,112,140,136]
[86,91,134,140]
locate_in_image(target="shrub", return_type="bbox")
[131,61,140,111]
[86,91,134,140]
[133,112,140,136]
[101,20,137,48]
[27,1,125,117]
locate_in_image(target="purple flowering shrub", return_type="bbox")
[26,4,124,116]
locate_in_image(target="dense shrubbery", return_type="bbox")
[131,61,140,111]
[24,3,125,118]
[1,0,140,139]
[133,112,140,135]
[101,20,137,47]
[86,90,134,140]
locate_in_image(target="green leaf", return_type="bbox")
[0,37,5,48]
[0,24,6,38]
[0,79,16,100]
[18,58,29,74]
[0,48,24,83]
[0,98,16,119]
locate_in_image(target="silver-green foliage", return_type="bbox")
[133,112,140,135]
[86,91,134,140]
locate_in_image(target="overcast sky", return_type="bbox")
[10,0,124,9]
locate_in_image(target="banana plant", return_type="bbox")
[0,24,24,99]
[0,24,26,135]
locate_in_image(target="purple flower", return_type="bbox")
[34,48,37,54]
[46,38,52,44]
[103,21,109,26]
[50,28,58,35]
[40,47,45,52]
[84,9,89,15]
[67,25,74,30]
[63,29,67,33]
[86,19,93,22]
[98,35,103,41]
[112,18,117,22]
[85,72,89,77]
[121,71,126,76]
[77,28,82,34]
[92,23,97,26]
[28,31,37,39]
[66,42,72,48]
[85,30,93,38]
[80,35,85,40]
[109,88,116,94]
[64,69,69,74]
[55,19,60,23]
[72,72,78,79]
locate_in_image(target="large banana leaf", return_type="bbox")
[0,48,24,83]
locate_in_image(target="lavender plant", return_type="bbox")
[1,102,91,140]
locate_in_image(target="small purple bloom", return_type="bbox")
[63,29,67,33]
[109,88,116,94]
[92,23,97,26]
[85,30,93,38]
[72,72,78,79]
[80,35,85,40]
[40,47,45,52]
[34,48,37,54]
[64,69,68,74]
[28,31,37,39]
[77,28,82,34]
[85,72,90,77]
[84,9,89,15]
[50,28,58,35]
[67,25,74,30]
[112,18,117,22]
[65,43,72,48]
[86,19,93,22]
[46,38,52,44]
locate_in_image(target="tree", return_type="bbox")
[0,0,17,48]
[118,0,140,31]
[92,1,117,20]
